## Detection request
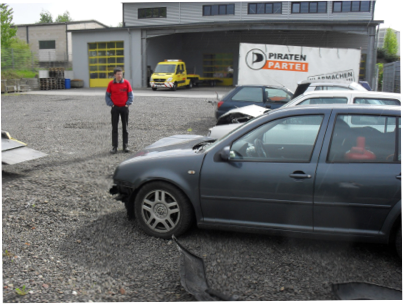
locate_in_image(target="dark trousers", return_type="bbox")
[111,106,129,148]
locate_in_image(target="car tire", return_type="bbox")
[152,87,157,91]
[134,181,193,239]
[396,225,402,258]
[187,81,193,89]
[171,82,177,91]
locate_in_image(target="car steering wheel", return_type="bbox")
[254,139,267,158]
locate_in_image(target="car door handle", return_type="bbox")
[397,174,401,180]
[289,171,312,179]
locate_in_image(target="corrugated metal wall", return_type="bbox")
[147,30,369,85]
[124,1,374,26]
[382,61,401,93]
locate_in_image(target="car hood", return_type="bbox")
[216,105,268,125]
[121,135,214,163]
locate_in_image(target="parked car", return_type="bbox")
[110,105,401,256]
[208,91,401,139]
[214,85,293,119]
[214,81,368,120]
[292,80,368,99]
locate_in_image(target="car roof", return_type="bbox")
[298,90,401,99]
[268,103,401,116]
[297,79,357,85]
[235,84,288,89]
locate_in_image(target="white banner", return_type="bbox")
[238,43,361,92]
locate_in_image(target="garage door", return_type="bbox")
[88,41,124,87]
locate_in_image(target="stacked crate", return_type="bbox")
[40,67,65,90]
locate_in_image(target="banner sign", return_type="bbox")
[238,43,361,91]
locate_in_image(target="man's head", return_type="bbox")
[114,67,123,82]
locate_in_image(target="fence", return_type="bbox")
[382,61,401,93]
[1,48,72,71]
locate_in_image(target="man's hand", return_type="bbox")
[125,105,128,107]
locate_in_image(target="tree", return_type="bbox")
[383,28,398,56]
[55,11,72,23]
[118,22,123,27]
[1,4,17,48]
[38,10,53,23]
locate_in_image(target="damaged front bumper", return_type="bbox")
[109,184,133,204]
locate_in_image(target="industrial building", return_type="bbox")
[70,1,383,89]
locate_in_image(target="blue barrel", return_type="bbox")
[65,79,71,89]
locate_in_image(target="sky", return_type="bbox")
[5,0,403,31]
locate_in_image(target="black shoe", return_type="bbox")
[123,146,131,153]
[110,147,117,154]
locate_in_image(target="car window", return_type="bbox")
[314,86,352,91]
[328,114,401,163]
[230,115,323,162]
[232,87,263,103]
[154,64,176,73]
[298,97,348,105]
[265,88,292,103]
[353,98,400,105]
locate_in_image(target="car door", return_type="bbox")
[199,109,331,232]
[230,86,265,108]
[313,109,401,236]
[264,87,293,109]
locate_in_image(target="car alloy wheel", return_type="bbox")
[135,182,193,238]
[171,82,177,91]
[141,189,180,232]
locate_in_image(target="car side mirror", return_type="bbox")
[220,146,231,161]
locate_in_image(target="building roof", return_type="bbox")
[16,20,108,28]
[67,19,383,34]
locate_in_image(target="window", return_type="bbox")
[298,97,348,105]
[232,87,263,103]
[39,40,55,49]
[353,98,401,106]
[138,7,166,19]
[265,88,292,103]
[203,4,235,16]
[292,2,327,13]
[248,2,282,14]
[327,115,400,163]
[314,86,353,91]
[230,115,323,162]
[333,1,371,13]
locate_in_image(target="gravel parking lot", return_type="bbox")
[2,93,401,302]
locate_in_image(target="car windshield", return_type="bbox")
[203,115,265,152]
[281,94,306,107]
[154,64,176,73]
[350,82,368,91]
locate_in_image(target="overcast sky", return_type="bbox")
[6,0,403,31]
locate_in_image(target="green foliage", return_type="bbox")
[38,10,53,23]
[383,28,398,55]
[1,38,38,71]
[1,69,37,79]
[55,11,72,22]
[1,4,17,48]
[377,48,387,59]
[377,63,383,91]
[3,249,13,258]
[15,285,29,296]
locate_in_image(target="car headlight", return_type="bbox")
[167,77,173,82]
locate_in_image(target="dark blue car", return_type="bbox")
[110,105,401,255]
[215,85,293,119]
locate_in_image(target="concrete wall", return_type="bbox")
[29,24,68,62]
[124,1,374,26]
[72,29,142,88]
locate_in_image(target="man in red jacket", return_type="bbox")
[105,67,134,154]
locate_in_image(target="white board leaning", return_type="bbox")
[238,43,361,92]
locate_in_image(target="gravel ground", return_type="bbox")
[2,93,402,302]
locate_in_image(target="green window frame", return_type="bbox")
[138,7,167,19]
[39,40,56,49]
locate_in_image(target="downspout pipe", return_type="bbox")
[128,28,132,85]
